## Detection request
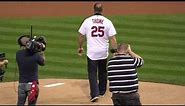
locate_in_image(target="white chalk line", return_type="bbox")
[43,83,64,88]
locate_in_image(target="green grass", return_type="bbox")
[0,14,185,86]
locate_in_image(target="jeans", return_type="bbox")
[17,82,39,106]
[87,57,107,98]
[111,92,141,106]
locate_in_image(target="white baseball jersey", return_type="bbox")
[78,15,117,60]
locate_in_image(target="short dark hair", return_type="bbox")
[17,35,30,47]
[94,3,103,13]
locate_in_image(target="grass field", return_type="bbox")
[0,14,185,85]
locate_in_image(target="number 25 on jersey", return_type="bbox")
[91,26,105,37]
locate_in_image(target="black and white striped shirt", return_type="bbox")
[107,54,144,94]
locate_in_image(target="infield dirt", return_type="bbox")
[0,79,185,105]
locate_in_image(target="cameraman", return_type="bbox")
[0,52,8,82]
[16,35,46,105]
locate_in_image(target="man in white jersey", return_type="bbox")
[78,3,118,102]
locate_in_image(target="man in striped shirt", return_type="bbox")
[107,43,144,106]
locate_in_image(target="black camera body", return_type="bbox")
[26,36,46,53]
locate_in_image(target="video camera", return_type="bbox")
[26,36,46,53]
[25,26,47,53]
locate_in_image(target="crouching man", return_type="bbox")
[107,43,144,106]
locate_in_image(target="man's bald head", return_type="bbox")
[94,3,103,13]
[117,43,129,54]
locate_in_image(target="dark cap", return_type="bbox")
[0,52,5,59]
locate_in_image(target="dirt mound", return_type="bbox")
[0,79,184,105]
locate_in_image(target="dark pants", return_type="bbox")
[111,92,141,106]
[17,83,39,106]
[87,57,107,98]
[0,70,5,82]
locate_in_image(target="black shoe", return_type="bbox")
[90,96,99,102]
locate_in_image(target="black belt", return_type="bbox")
[113,90,137,94]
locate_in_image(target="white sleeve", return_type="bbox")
[78,20,86,35]
[108,21,117,37]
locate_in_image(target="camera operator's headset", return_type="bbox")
[17,35,31,47]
